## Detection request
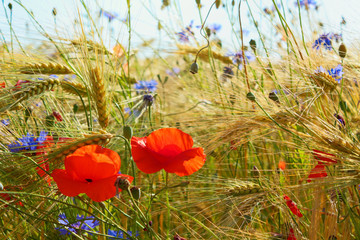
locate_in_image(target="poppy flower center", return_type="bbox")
[85,179,93,182]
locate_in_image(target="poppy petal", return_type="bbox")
[51,169,89,197]
[146,128,193,156]
[131,137,164,173]
[287,228,296,240]
[312,149,337,165]
[284,195,303,218]
[65,145,120,181]
[164,148,206,176]
[85,174,134,202]
[307,164,327,182]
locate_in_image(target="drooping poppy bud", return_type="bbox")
[123,125,133,140]
[269,91,279,103]
[246,92,256,101]
[115,175,131,191]
[8,3,12,10]
[130,186,141,200]
[190,62,198,74]
[73,103,78,114]
[249,39,256,53]
[338,43,347,59]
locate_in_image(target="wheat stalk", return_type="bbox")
[20,63,72,74]
[89,67,109,129]
[176,45,233,64]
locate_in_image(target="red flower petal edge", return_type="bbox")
[284,195,303,218]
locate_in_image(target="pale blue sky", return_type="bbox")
[0,0,359,56]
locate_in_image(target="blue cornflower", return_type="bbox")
[315,64,344,83]
[1,119,9,126]
[8,131,47,153]
[166,67,181,76]
[176,20,194,43]
[328,64,344,83]
[133,80,158,93]
[56,214,99,235]
[207,23,221,34]
[124,107,141,118]
[228,50,255,69]
[108,229,140,239]
[100,9,119,22]
[313,33,332,50]
[297,0,317,8]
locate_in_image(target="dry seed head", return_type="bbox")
[177,45,233,64]
[61,81,88,97]
[310,73,338,91]
[90,67,109,129]
[20,63,72,74]
[49,131,113,162]
[225,181,262,197]
[339,43,347,59]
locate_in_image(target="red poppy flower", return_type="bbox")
[0,82,5,88]
[284,195,303,217]
[51,145,133,202]
[307,150,337,182]
[287,228,296,240]
[278,160,286,170]
[312,149,337,165]
[307,164,327,182]
[0,186,24,207]
[52,111,63,122]
[131,128,206,176]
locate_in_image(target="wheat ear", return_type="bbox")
[20,63,72,74]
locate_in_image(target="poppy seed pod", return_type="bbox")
[73,103,78,114]
[115,175,131,191]
[269,91,279,103]
[246,92,256,101]
[339,43,347,59]
[189,62,198,74]
[123,125,133,140]
[249,39,256,53]
[130,186,141,200]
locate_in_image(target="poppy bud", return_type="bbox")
[115,175,131,191]
[73,103,78,114]
[339,43,347,59]
[251,166,260,178]
[130,186,141,200]
[249,39,256,53]
[189,62,198,74]
[52,8,57,16]
[143,94,154,107]
[269,91,279,103]
[8,3,12,10]
[148,220,153,226]
[45,114,55,127]
[123,125,133,140]
[246,92,256,101]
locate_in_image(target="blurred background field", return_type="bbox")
[1,0,360,239]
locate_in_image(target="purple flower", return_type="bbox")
[176,20,194,43]
[100,9,119,22]
[8,131,47,153]
[143,94,154,106]
[315,64,344,83]
[313,33,332,50]
[1,119,9,126]
[328,64,344,83]
[166,67,180,76]
[334,114,345,126]
[56,214,99,235]
[297,0,317,8]
[133,80,158,93]
[108,229,139,239]
[208,23,221,34]
[228,50,255,68]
